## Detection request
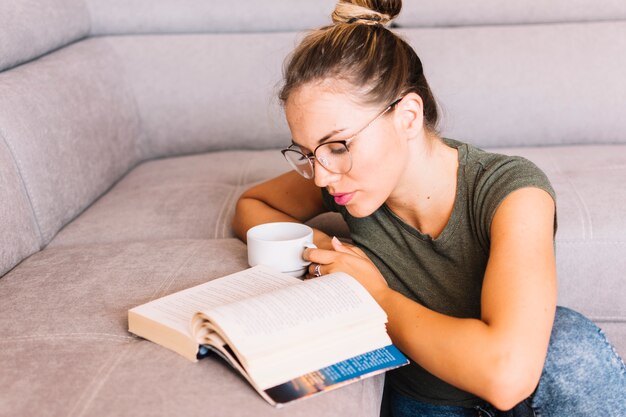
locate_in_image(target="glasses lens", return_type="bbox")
[315,142,352,174]
[282,149,314,179]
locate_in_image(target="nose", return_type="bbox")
[313,161,342,188]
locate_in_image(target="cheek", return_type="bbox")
[353,140,405,187]
[345,142,406,215]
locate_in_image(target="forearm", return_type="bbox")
[379,289,542,410]
[232,197,299,242]
[232,197,333,249]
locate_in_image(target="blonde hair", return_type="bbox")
[280,0,439,131]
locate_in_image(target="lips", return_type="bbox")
[332,192,354,206]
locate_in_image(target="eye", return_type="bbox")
[325,142,349,155]
[291,144,312,158]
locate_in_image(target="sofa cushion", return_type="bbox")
[0,0,90,72]
[105,33,293,160]
[0,238,383,417]
[0,139,40,276]
[398,0,626,28]
[0,37,142,247]
[49,150,288,247]
[87,0,337,36]
[401,21,626,148]
[85,0,626,37]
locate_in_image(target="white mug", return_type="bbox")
[246,222,317,277]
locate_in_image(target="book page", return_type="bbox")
[130,266,300,335]
[199,272,387,359]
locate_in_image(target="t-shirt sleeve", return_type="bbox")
[473,155,557,250]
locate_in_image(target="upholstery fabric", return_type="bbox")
[87,0,337,36]
[0,238,384,417]
[0,37,142,246]
[402,21,626,147]
[49,151,289,246]
[0,139,40,277]
[0,0,90,72]
[106,34,292,159]
[397,0,626,28]
[86,0,626,37]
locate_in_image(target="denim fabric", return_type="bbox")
[389,307,626,417]
[390,391,534,417]
[531,307,626,417]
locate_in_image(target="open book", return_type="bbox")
[128,265,408,407]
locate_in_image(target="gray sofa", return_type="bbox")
[1,1,625,416]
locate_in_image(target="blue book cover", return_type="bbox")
[262,344,408,406]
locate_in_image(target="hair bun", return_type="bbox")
[332,0,402,26]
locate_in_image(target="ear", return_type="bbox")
[394,92,425,140]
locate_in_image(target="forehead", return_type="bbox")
[286,82,358,118]
[285,82,377,144]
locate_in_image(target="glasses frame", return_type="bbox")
[281,97,404,179]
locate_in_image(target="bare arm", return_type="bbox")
[306,187,557,410]
[232,171,334,249]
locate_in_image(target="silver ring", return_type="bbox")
[314,263,322,277]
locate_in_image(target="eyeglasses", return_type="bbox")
[281,97,403,179]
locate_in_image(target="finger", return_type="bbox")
[331,237,363,256]
[303,247,340,264]
[308,262,323,278]
[331,236,350,253]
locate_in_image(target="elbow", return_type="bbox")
[481,359,541,412]
[231,196,253,241]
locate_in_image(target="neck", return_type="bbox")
[386,134,459,238]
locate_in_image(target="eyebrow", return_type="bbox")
[291,128,346,149]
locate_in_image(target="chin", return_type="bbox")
[344,202,379,218]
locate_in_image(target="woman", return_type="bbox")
[232,1,626,415]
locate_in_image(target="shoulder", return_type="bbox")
[445,138,557,246]
[453,139,556,205]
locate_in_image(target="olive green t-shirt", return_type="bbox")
[321,138,556,407]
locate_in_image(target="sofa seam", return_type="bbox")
[556,240,626,245]
[97,36,147,172]
[215,186,237,239]
[591,317,626,323]
[0,333,135,343]
[218,154,254,239]
[0,127,45,248]
[546,148,593,239]
[82,0,94,36]
[67,341,136,417]
[151,244,203,300]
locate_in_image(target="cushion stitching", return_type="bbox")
[0,333,135,343]
[221,154,254,238]
[546,148,591,239]
[68,342,135,417]
[0,127,44,247]
[152,244,203,300]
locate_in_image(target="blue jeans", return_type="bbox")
[390,307,626,417]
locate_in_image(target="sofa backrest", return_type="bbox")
[1,0,626,276]
[0,38,142,276]
[5,0,626,73]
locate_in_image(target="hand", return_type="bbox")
[303,237,390,302]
